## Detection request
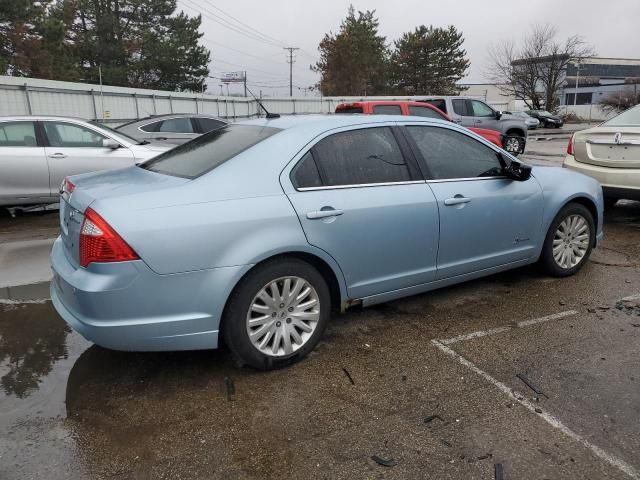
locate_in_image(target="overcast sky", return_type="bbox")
[176,0,640,97]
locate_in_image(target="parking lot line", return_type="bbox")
[431,339,640,480]
[439,310,578,345]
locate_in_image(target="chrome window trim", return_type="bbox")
[296,180,426,192]
[426,176,507,183]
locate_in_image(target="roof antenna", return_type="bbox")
[245,85,280,119]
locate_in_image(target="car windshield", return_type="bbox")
[90,121,144,144]
[139,124,281,179]
[602,105,640,127]
[537,111,553,117]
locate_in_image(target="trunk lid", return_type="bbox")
[574,126,640,169]
[61,167,189,267]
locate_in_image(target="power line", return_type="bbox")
[180,0,285,49]
[195,2,289,48]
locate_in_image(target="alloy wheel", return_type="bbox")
[552,214,590,269]
[246,276,320,357]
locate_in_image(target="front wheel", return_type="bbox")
[222,258,331,370]
[540,203,595,277]
[503,135,524,156]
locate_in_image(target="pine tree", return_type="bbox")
[312,5,389,96]
[391,25,469,95]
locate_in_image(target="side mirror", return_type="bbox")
[102,138,120,149]
[495,110,503,120]
[504,161,532,182]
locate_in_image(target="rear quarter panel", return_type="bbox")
[531,166,604,248]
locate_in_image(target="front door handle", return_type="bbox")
[48,153,67,159]
[156,137,167,141]
[306,208,344,220]
[444,196,471,206]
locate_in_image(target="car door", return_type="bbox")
[403,124,543,279]
[467,99,500,131]
[0,120,51,205]
[42,120,135,193]
[451,98,473,126]
[153,117,198,144]
[283,125,440,299]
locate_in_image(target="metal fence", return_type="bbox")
[13,76,620,124]
[0,75,516,126]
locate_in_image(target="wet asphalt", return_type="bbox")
[1,139,639,480]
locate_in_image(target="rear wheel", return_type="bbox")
[222,258,330,370]
[540,203,595,277]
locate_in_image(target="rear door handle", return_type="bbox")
[48,153,66,159]
[444,196,471,206]
[306,208,344,219]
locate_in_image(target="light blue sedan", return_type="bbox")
[50,115,603,369]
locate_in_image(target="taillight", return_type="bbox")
[79,208,139,267]
[61,177,75,195]
[567,134,574,155]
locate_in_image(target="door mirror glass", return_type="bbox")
[103,138,120,149]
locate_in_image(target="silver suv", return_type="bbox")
[420,96,529,155]
[0,116,170,207]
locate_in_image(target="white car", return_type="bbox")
[0,116,171,207]
[564,105,640,205]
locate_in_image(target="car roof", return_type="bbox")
[117,113,226,128]
[237,113,451,134]
[0,115,91,122]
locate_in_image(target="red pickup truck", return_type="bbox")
[335,100,504,149]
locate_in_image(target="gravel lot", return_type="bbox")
[1,130,639,479]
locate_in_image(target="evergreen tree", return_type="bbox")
[391,25,469,95]
[312,6,389,96]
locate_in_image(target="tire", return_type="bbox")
[222,258,331,370]
[503,135,524,156]
[540,203,595,277]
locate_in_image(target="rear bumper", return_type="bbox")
[50,237,250,351]
[563,155,640,200]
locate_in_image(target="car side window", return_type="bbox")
[43,122,107,148]
[408,106,445,119]
[140,120,162,132]
[158,117,194,133]
[469,100,495,117]
[197,117,225,133]
[373,105,402,115]
[406,126,503,180]
[291,151,323,189]
[0,121,37,147]
[312,127,411,187]
[452,99,468,116]
[425,99,447,113]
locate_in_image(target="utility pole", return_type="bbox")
[283,47,299,97]
[243,71,247,97]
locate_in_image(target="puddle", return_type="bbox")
[0,301,90,422]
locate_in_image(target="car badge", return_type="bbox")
[613,132,622,144]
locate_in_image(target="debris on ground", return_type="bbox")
[342,367,355,385]
[224,376,235,401]
[516,373,549,399]
[371,455,398,467]
[424,414,445,424]
[495,463,505,480]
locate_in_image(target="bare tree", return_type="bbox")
[487,24,595,112]
[599,83,640,114]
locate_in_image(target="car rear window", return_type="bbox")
[603,105,640,127]
[140,125,280,179]
[335,106,364,114]
[373,105,402,115]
